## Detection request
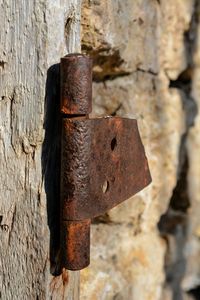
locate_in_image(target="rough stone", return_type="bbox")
[80,0,200,299]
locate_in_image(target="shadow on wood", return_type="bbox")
[42,63,62,275]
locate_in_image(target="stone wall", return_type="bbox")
[80,1,200,299]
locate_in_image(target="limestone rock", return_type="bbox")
[80,0,200,299]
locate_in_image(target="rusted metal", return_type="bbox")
[60,53,152,271]
[61,117,151,220]
[61,220,90,270]
[60,53,92,115]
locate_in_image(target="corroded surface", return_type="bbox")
[61,116,151,220]
[60,53,151,271]
[61,220,90,270]
[60,54,92,114]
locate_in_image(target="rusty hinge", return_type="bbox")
[60,53,152,271]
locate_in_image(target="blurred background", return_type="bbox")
[81,1,200,299]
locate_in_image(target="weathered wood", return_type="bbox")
[0,1,81,299]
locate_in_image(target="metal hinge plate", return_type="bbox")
[60,54,152,271]
[61,116,151,220]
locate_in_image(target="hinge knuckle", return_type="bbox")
[61,220,90,270]
[60,54,92,115]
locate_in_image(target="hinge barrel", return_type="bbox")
[61,220,90,270]
[60,54,92,270]
[60,53,92,115]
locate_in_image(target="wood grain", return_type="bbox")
[0,0,81,299]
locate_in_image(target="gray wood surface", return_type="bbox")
[0,1,81,299]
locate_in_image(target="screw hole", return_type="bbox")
[102,180,109,193]
[111,137,117,151]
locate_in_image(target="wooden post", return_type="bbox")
[0,1,81,299]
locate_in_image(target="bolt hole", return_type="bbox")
[111,137,117,151]
[102,180,109,194]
